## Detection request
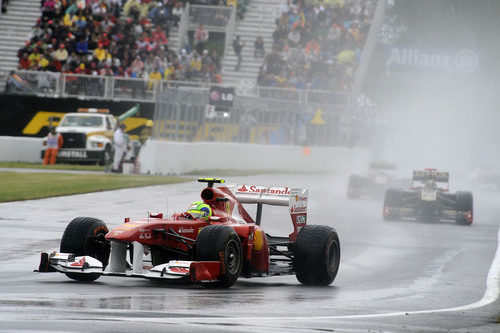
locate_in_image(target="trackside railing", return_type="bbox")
[3,70,351,106]
[188,5,234,31]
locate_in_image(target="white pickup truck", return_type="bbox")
[41,108,117,165]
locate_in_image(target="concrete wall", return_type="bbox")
[0,136,43,163]
[0,136,373,174]
[138,140,372,175]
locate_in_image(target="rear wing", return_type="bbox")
[369,161,397,170]
[412,170,449,183]
[229,184,307,210]
[228,184,308,241]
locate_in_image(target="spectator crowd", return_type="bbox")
[257,0,376,92]
[16,0,250,84]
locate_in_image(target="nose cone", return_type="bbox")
[105,221,148,241]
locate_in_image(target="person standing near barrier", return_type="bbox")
[112,123,129,173]
[43,127,63,165]
[194,25,209,54]
[233,36,245,71]
[238,109,257,143]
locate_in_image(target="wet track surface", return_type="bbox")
[0,174,498,332]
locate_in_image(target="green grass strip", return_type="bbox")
[0,172,191,202]
[0,161,106,172]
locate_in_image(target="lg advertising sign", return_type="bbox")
[386,48,478,74]
[209,86,235,108]
[206,86,235,119]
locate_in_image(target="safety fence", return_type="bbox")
[2,70,351,106]
[152,87,354,147]
[188,5,234,31]
[177,3,236,56]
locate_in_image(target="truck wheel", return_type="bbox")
[456,191,473,225]
[347,175,361,199]
[194,225,242,288]
[99,145,112,166]
[293,225,340,286]
[383,188,402,221]
[60,217,109,282]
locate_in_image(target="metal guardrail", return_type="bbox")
[188,5,233,31]
[3,70,351,106]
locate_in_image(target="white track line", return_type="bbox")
[102,227,500,324]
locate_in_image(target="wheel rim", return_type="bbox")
[225,239,241,275]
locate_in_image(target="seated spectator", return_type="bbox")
[130,55,145,73]
[76,38,89,55]
[28,48,41,68]
[152,26,168,46]
[93,43,110,62]
[147,66,162,89]
[19,53,31,70]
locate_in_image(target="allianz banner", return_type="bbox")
[385,47,479,74]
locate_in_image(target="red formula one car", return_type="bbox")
[37,178,341,288]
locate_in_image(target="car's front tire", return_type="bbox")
[194,225,243,288]
[60,217,109,282]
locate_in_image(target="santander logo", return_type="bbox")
[237,185,248,192]
[237,185,290,195]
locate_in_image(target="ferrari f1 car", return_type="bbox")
[383,169,473,225]
[37,178,341,288]
[347,161,410,199]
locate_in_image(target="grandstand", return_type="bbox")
[1,0,381,95]
[0,0,387,148]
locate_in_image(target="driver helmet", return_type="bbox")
[187,201,212,219]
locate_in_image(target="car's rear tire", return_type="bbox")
[293,225,340,286]
[60,217,109,282]
[194,225,243,288]
[383,188,402,221]
[456,191,473,225]
[347,175,362,199]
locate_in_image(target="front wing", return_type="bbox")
[37,251,221,283]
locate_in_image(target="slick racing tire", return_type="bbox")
[60,217,109,282]
[195,225,243,288]
[383,188,402,221]
[455,191,473,225]
[293,225,340,286]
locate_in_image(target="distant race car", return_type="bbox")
[383,169,473,225]
[37,178,341,288]
[347,161,410,199]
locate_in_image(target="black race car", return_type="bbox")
[347,161,410,199]
[383,169,473,225]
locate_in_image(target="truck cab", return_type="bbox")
[41,108,116,165]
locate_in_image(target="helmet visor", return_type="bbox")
[187,209,206,219]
